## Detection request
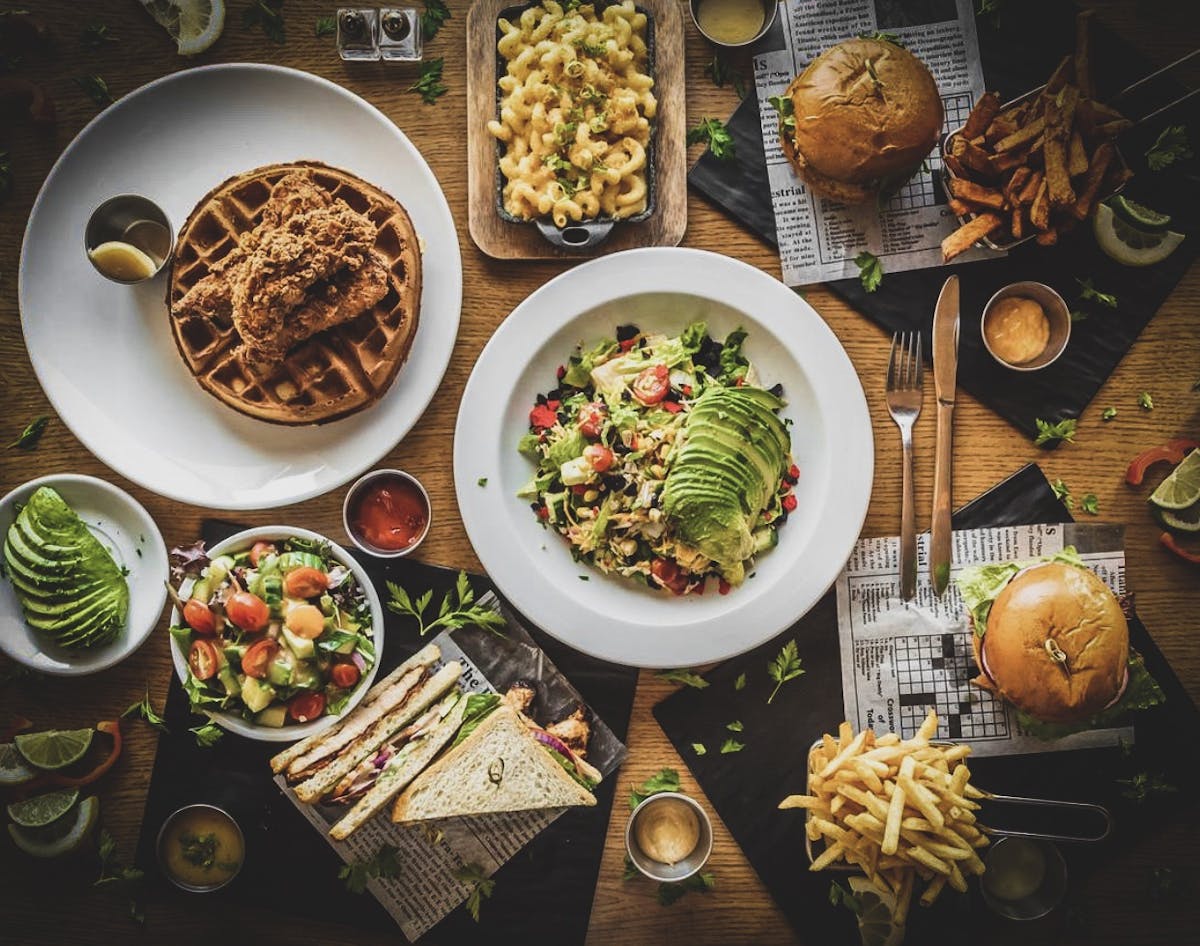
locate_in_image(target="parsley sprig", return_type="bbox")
[315,16,336,38]
[1076,277,1117,309]
[243,1,285,44]
[1118,772,1178,804]
[705,55,746,98]
[409,58,447,105]
[768,93,795,132]
[1034,417,1077,447]
[767,639,804,704]
[1080,493,1099,516]
[658,872,715,905]
[656,668,709,689]
[122,691,169,734]
[1145,125,1192,172]
[453,862,495,922]
[82,23,118,49]
[421,1,451,41]
[8,416,48,450]
[340,844,402,893]
[855,252,883,293]
[386,571,506,638]
[75,75,113,106]
[687,117,735,161]
[629,767,680,808]
[189,721,224,748]
[1051,478,1073,509]
[95,830,145,924]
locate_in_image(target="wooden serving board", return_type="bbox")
[466,0,687,260]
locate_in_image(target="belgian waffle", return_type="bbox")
[167,162,422,425]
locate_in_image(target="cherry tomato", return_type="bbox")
[584,444,614,473]
[331,662,361,689]
[631,364,669,405]
[249,541,276,567]
[189,639,220,680]
[242,639,279,679]
[288,692,326,723]
[650,558,689,595]
[286,603,326,639]
[183,598,216,635]
[284,566,328,599]
[226,591,270,632]
[577,402,608,439]
[1125,439,1200,486]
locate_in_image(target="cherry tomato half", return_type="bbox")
[183,598,216,635]
[331,662,361,689]
[242,639,279,680]
[249,541,276,567]
[226,591,270,632]
[189,639,220,680]
[288,692,326,723]
[650,558,689,595]
[284,566,328,599]
[584,444,614,473]
[577,402,608,439]
[631,364,669,405]
[286,604,326,639]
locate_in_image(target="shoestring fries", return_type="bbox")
[779,711,990,921]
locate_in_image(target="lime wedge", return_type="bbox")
[1108,196,1171,231]
[13,728,94,771]
[1149,449,1200,511]
[141,0,226,55]
[1094,203,1185,267]
[1158,500,1200,533]
[849,877,905,946]
[7,788,80,828]
[7,796,99,859]
[0,743,37,787]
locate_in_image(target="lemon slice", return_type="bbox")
[141,0,226,55]
[1150,449,1200,511]
[13,728,93,771]
[0,743,36,787]
[849,877,905,946]
[1093,203,1185,267]
[1108,196,1171,232]
[1158,501,1200,533]
[7,796,99,859]
[7,788,80,828]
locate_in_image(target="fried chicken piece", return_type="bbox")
[545,704,591,759]
[502,681,538,715]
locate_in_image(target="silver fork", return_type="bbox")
[885,331,923,601]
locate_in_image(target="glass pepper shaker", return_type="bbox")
[337,8,380,61]
[378,8,423,61]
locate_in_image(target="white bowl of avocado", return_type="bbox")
[0,474,169,675]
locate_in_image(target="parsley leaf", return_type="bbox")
[75,75,113,106]
[687,117,735,161]
[1117,772,1177,804]
[1102,407,1117,421]
[622,853,640,880]
[1076,277,1117,308]
[976,0,1003,28]
[656,668,709,689]
[767,639,804,704]
[1070,309,1088,323]
[1051,478,1074,509]
[243,1,285,44]
[409,58,447,105]
[726,720,744,732]
[855,251,883,293]
[768,93,795,132]
[858,30,905,48]
[421,0,452,41]
[82,23,118,49]
[122,690,169,734]
[477,477,488,487]
[720,738,745,754]
[629,767,680,809]
[734,672,746,691]
[1145,125,1192,172]
[189,721,224,748]
[8,415,49,450]
[1139,391,1154,411]
[315,16,336,37]
[692,742,707,755]
[1034,417,1077,447]
[658,871,715,905]
[453,862,495,922]
[95,830,145,924]
[1081,493,1099,516]
[829,879,864,914]
[340,844,402,894]
[705,55,746,99]
[386,571,506,638]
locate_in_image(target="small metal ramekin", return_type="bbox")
[981,836,1068,921]
[980,281,1071,371]
[626,791,714,883]
[688,0,777,49]
[156,803,245,893]
[342,468,432,559]
[84,194,173,284]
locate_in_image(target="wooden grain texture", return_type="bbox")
[0,2,1198,945]
[466,0,687,258]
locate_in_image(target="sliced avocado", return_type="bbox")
[256,704,288,728]
[289,661,322,691]
[240,677,276,714]
[281,625,315,659]
[276,551,324,573]
[266,648,295,687]
[752,526,779,553]
[217,665,241,698]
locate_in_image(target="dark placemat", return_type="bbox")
[689,0,1199,439]
[653,464,1199,942]
[135,521,638,944]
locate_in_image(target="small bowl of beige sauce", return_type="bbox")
[85,194,173,284]
[981,281,1071,372]
[626,791,713,883]
[156,803,246,893]
[689,0,778,48]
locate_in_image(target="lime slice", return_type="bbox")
[0,743,36,787]
[849,877,905,946]
[1094,203,1185,266]
[1149,449,1200,511]
[141,0,226,55]
[1158,500,1200,533]
[13,728,94,771]
[7,796,99,859]
[7,788,81,828]
[1108,196,1171,231]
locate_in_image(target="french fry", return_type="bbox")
[946,177,1006,209]
[1045,54,1073,94]
[1095,118,1133,138]
[883,776,906,855]
[905,844,951,876]
[1075,10,1094,99]
[963,91,1001,139]
[1068,130,1088,176]
[1043,84,1078,206]
[1030,178,1051,229]
[941,213,1002,261]
[1036,228,1059,246]
[919,874,948,907]
[1005,166,1033,202]
[810,840,846,871]
[820,730,867,779]
[779,793,828,811]
[838,721,854,747]
[994,115,1046,153]
[942,152,968,179]
[893,870,915,926]
[957,136,998,176]
[1016,169,1043,206]
[1070,141,1113,220]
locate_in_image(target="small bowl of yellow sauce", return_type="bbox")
[689,0,778,48]
[156,804,245,893]
[981,836,1067,921]
[625,791,713,883]
[85,194,173,284]
[981,281,1071,372]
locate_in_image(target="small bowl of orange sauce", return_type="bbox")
[980,281,1071,372]
[343,469,431,558]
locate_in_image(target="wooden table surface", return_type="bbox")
[2,2,1198,944]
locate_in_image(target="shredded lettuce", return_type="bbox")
[562,338,619,388]
[546,428,587,467]
[1016,652,1166,740]
[956,546,1087,635]
[717,329,748,383]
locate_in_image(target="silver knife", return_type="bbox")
[930,276,960,595]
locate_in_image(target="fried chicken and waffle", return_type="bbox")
[168,162,421,425]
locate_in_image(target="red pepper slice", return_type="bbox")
[1161,532,1200,565]
[529,401,560,431]
[1125,439,1200,486]
[1,715,32,744]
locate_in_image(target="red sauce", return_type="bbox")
[350,476,429,551]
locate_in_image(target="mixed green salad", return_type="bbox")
[168,537,375,727]
[518,321,797,594]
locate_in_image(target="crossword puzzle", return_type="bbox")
[882,92,975,212]
[894,631,1011,741]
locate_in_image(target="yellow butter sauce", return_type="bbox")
[696,0,765,45]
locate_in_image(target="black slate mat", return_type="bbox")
[652,464,1199,942]
[135,521,638,944]
[689,0,1199,440]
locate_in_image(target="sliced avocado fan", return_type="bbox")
[3,487,129,649]
[661,387,790,581]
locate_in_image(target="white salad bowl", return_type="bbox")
[453,247,874,668]
[168,526,383,742]
[0,474,169,676]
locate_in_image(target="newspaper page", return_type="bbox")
[835,523,1134,757]
[753,0,997,286]
[276,593,627,941]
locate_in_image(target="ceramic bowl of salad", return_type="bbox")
[166,526,382,742]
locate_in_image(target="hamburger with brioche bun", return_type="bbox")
[771,37,943,204]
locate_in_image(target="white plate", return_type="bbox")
[168,526,383,742]
[0,474,168,676]
[453,248,874,667]
[19,64,462,510]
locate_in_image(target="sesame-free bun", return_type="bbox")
[781,38,943,203]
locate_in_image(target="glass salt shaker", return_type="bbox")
[378,8,422,61]
[337,8,380,61]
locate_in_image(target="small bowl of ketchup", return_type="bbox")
[343,469,431,558]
